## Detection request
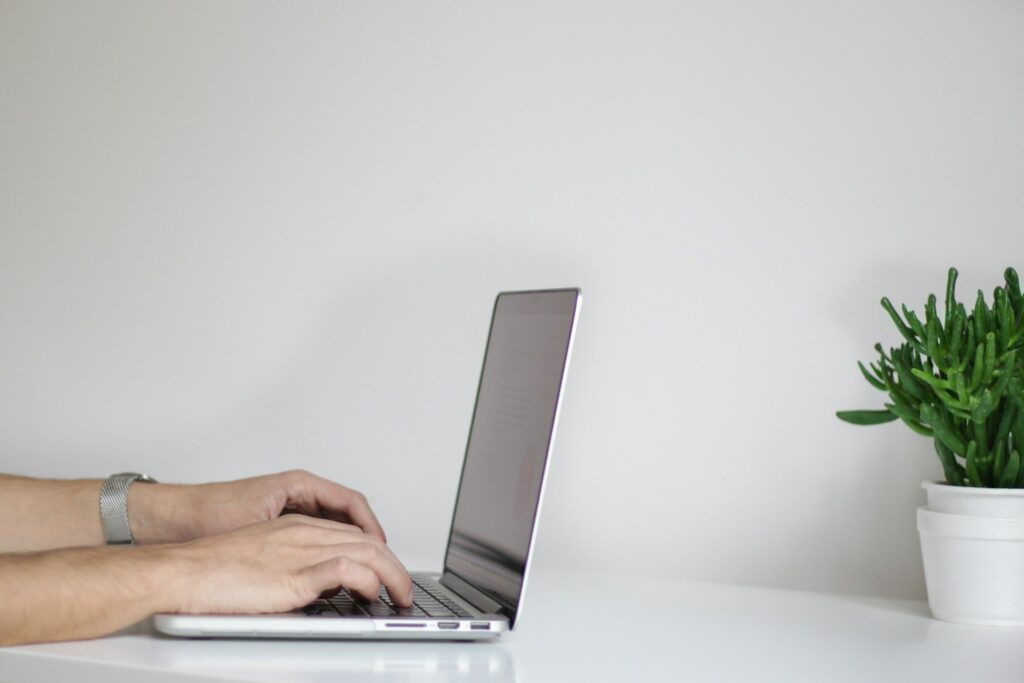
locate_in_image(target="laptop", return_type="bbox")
[155,288,581,640]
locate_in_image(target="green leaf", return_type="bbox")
[996,402,1017,445]
[904,305,927,341]
[973,414,990,460]
[836,410,898,425]
[972,389,999,423]
[990,351,1017,399]
[965,440,984,487]
[945,267,959,329]
[999,450,1021,488]
[948,308,965,361]
[952,369,969,405]
[1011,375,1024,410]
[1015,405,1024,450]
[926,293,943,340]
[933,389,971,412]
[1006,268,1022,316]
[857,361,886,391]
[893,357,928,402]
[935,440,965,486]
[920,403,967,455]
[996,287,1012,351]
[926,314,944,369]
[885,403,933,437]
[975,289,990,340]
[966,320,977,371]
[994,440,1007,482]
[968,342,985,393]
[983,332,997,384]
[881,298,926,355]
[911,368,951,390]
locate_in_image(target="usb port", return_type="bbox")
[437,622,460,630]
[470,622,491,630]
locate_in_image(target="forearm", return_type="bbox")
[0,514,414,646]
[0,545,184,646]
[0,475,191,552]
[0,475,105,551]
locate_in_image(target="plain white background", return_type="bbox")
[1,0,1022,600]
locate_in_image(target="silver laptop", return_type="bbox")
[155,288,581,640]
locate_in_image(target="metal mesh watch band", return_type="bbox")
[99,472,157,545]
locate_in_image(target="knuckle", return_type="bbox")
[357,541,381,558]
[291,524,316,540]
[332,556,352,575]
[282,521,320,543]
[283,468,311,482]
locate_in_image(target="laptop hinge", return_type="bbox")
[439,571,508,616]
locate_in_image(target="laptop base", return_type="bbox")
[154,572,508,641]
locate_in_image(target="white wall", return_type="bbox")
[1,0,1022,600]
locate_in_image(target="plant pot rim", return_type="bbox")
[923,480,1024,495]
[918,506,1024,538]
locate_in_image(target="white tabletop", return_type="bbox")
[2,567,1024,683]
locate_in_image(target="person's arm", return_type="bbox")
[0,514,414,646]
[0,470,386,553]
[0,475,108,551]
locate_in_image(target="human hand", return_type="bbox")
[158,514,414,614]
[130,470,387,545]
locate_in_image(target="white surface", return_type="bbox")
[4,568,1024,683]
[2,0,1024,601]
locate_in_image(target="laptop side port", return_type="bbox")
[470,622,491,630]
[437,622,460,630]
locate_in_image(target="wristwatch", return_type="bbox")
[99,472,157,545]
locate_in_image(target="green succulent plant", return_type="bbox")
[837,267,1024,487]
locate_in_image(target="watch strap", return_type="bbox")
[99,472,157,545]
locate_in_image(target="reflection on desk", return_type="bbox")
[150,633,513,681]
[5,568,1024,682]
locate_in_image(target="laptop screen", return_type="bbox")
[443,289,580,621]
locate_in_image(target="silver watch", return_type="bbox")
[99,472,157,545]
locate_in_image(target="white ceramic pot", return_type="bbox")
[918,482,1024,625]
[922,481,1024,519]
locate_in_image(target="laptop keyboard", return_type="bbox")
[303,576,472,619]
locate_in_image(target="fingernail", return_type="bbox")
[407,589,414,606]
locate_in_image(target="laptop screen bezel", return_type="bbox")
[439,288,581,629]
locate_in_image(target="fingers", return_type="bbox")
[281,515,413,608]
[321,485,387,543]
[282,471,388,543]
[277,514,362,536]
[317,542,413,608]
[301,557,381,603]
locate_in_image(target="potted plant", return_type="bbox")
[838,267,1024,625]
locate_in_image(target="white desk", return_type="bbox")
[2,568,1023,682]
